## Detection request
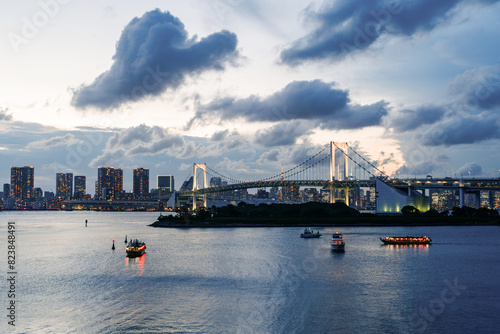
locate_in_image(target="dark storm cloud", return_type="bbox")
[202,80,349,122]
[320,101,389,130]
[280,0,500,64]
[191,80,388,129]
[72,9,238,110]
[390,105,447,133]
[419,112,500,146]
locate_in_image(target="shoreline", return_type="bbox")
[149,219,500,228]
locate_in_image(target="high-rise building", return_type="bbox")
[257,188,269,199]
[114,169,123,195]
[56,173,73,199]
[97,167,115,200]
[158,175,174,193]
[3,183,10,201]
[33,187,43,199]
[74,176,86,199]
[133,168,149,198]
[11,166,34,200]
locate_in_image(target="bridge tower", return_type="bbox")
[192,163,207,210]
[330,141,349,205]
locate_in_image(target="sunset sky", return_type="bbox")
[1,0,500,194]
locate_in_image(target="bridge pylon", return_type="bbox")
[330,141,349,205]
[192,163,207,210]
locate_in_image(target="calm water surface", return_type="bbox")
[0,211,499,333]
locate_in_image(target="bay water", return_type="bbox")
[1,211,499,333]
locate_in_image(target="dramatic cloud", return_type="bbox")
[280,0,500,64]
[448,65,500,111]
[257,149,281,164]
[320,101,389,130]
[210,129,247,151]
[455,162,482,176]
[191,80,388,129]
[419,112,500,146]
[26,134,82,150]
[254,121,313,147]
[90,124,184,166]
[395,161,442,176]
[389,105,447,133]
[72,9,238,109]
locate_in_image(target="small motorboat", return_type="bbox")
[331,232,345,252]
[300,228,322,238]
[380,236,432,245]
[126,239,146,257]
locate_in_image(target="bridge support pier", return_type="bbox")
[330,141,349,205]
[459,179,464,208]
[474,191,481,208]
[192,164,207,210]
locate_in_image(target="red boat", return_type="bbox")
[380,236,432,245]
[126,239,146,257]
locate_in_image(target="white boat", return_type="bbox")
[331,232,345,252]
[300,228,322,238]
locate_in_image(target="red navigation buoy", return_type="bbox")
[112,238,115,250]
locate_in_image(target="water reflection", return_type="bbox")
[125,253,146,275]
[383,244,430,253]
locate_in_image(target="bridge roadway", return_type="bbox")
[178,178,500,196]
[389,178,500,192]
[62,200,164,209]
[179,180,374,196]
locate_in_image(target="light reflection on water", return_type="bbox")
[0,211,499,333]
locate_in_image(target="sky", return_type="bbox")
[1,0,500,195]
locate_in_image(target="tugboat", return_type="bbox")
[126,239,146,257]
[331,232,345,252]
[300,228,322,238]
[380,236,432,245]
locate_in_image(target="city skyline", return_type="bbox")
[1,1,500,194]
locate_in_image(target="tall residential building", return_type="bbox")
[56,173,73,199]
[114,168,123,195]
[158,175,174,193]
[74,176,86,199]
[11,166,34,199]
[97,167,115,200]
[3,183,10,201]
[133,168,149,198]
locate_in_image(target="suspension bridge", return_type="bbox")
[177,141,386,210]
[174,141,500,212]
